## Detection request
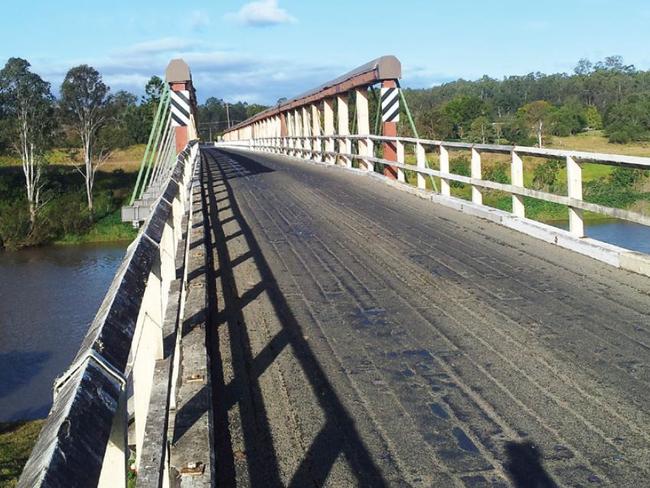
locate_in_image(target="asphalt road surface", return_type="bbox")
[197,147,650,487]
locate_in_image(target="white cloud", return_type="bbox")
[29,37,344,105]
[225,0,297,27]
[118,37,201,57]
[189,10,211,31]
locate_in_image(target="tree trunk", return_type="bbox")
[84,136,94,215]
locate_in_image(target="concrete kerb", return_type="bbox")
[220,145,650,279]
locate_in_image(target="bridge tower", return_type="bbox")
[165,59,198,153]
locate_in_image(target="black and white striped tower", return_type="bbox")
[165,58,197,153]
[381,80,400,179]
[380,85,400,123]
[170,89,191,127]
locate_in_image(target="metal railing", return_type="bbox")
[18,141,201,488]
[218,135,650,239]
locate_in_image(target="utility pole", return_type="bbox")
[226,102,231,129]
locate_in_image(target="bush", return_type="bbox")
[484,164,510,184]
[532,159,563,192]
[0,201,31,249]
[605,93,650,143]
[450,157,470,188]
[610,167,644,188]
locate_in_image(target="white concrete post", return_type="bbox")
[132,258,164,467]
[98,390,127,488]
[440,145,451,196]
[295,109,303,156]
[355,89,372,171]
[471,147,482,205]
[511,151,525,218]
[416,143,426,189]
[287,112,294,155]
[337,94,351,167]
[567,155,584,237]
[302,106,311,156]
[311,104,322,161]
[324,98,335,164]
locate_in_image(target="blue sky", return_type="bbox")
[2,0,649,104]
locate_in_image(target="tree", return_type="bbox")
[585,106,603,130]
[144,75,164,105]
[0,58,55,225]
[416,107,454,140]
[442,95,488,139]
[604,93,650,143]
[517,100,554,147]
[468,116,494,143]
[60,65,112,213]
[550,102,587,136]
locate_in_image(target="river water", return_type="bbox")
[0,219,648,423]
[551,219,650,254]
[0,243,127,422]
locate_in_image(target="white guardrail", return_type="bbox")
[18,141,201,488]
[218,135,650,239]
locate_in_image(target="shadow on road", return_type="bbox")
[504,441,557,488]
[200,148,387,487]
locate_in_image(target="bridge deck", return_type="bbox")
[193,147,650,487]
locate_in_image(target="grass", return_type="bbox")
[0,421,44,488]
[550,130,650,157]
[55,208,138,245]
[0,145,145,172]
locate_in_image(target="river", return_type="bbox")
[0,243,127,422]
[551,219,650,254]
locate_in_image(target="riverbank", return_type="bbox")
[0,420,43,488]
[0,145,143,250]
[0,167,139,250]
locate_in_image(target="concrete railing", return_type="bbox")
[217,136,650,274]
[18,141,201,488]
[220,135,650,233]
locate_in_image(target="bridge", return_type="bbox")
[18,57,650,487]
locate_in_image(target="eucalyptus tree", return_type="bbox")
[60,65,112,213]
[0,58,55,226]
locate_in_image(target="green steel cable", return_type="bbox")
[372,87,382,136]
[139,92,171,199]
[371,88,382,160]
[398,83,438,193]
[153,128,175,186]
[147,112,173,189]
[129,86,170,205]
[141,97,171,196]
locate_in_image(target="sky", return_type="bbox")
[2,0,650,104]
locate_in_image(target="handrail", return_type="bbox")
[217,136,650,242]
[18,141,200,488]
[258,134,650,169]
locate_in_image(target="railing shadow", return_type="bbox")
[201,147,387,487]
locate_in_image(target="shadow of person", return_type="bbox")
[504,441,557,488]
